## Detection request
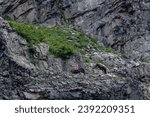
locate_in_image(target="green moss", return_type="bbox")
[8,21,77,59]
[8,20,121,59]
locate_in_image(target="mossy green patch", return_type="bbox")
[8,21,77,59]
[8,20,121,59]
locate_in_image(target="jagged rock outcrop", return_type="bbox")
[1,0,150,61]
[0,0,150,99]
[0,17,149,99]
[0,17,35,74]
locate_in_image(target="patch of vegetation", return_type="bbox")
[8,21,77,59]
[90,41,119,55]
[73,28,121,55]
[8,20,121,59]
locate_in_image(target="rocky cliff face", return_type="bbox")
[1,0,150,61]
[0,0,150,99]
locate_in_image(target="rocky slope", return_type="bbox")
[0,0,150,99]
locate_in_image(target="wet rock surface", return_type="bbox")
[0,0,150,99]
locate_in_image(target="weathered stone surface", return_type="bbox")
[1,0,150,61]
[0,0,150,100]
[35,43,49,60]
[0,17,35,75]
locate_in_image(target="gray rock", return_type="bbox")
[0,0,150,100]
[0,17,35,75]
[1,0,150,61]
[23,92,41,100]
[35,43,49,60]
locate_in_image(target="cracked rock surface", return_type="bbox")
[0,0,150,99]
